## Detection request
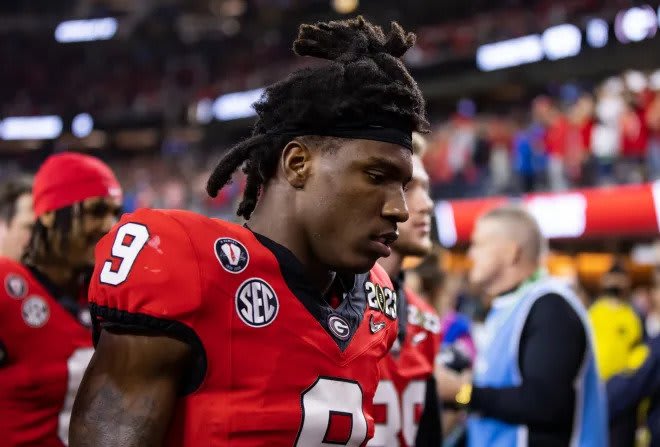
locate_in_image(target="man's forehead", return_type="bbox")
[83,196,122,206]
[474,217,505,239]
[411,156,429,182]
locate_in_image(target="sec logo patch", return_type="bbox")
[235,278,278,327]
[214,238,249,273]
[22,296,49,328]
[4,274,27,299]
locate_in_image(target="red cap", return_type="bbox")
[33,152,122,217]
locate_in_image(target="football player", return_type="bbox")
[0,153,122,446]
[70,17,429,447]
[371,133,442,447]
[0,176,34,262]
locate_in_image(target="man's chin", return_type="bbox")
[393,241,432,258]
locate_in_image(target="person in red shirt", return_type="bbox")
[371,133,442,446]
[619,99,650,182]
[0,153,122,446]
[533,96,572,190]
[70,17,430,447]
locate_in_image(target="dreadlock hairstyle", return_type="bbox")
[22,204,82,266]
[207,16,429,219]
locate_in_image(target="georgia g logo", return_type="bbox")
[235,278,279,327]
[328,315,351,340]
[215,238,249,273]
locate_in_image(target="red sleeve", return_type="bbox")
[88,208,205,393]
[405,288,441,364]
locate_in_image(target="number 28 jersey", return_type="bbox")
[89,209,399,446]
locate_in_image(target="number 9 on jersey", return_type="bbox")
[99,222,149,286]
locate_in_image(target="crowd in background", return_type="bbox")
[7,66,660,218]
[423,69,660,199]
[0,0,622,120]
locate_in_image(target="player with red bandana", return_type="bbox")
[0,153,122,446]
[70,16,430,447]
[371,133,443,447]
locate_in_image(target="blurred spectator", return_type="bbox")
[0,177,33,262]
[607,335,660,447]
[533,96,570,191]
[588,261,647,446]
[589,262,645,380]
[512,123,546,193]
[646,91,660,181]
[618,99,649,183]
[460,206,607,446]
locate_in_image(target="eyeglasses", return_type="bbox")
[82,202,123,219]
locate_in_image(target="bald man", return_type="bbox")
[453,206,607,447]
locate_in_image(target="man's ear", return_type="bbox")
[38,211,55,229]
[281,139,313,189]
[504,240,521,267]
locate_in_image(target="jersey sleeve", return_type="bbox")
[89,208,205,392]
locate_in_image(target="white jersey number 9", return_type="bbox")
[99,223,149,286]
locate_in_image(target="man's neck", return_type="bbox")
[30,261,78,298]
[248,187,335,294]
[485,265,537,303]
[378,250,403,280]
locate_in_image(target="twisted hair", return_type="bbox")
[23,204,81,266]
[207,16,429,219]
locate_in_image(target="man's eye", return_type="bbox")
[366,171,386,183]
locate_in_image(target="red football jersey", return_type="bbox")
[0,258,93,447]
[89,208,399,446]
[370,288,441,447]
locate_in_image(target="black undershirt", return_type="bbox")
[470,293,587,446]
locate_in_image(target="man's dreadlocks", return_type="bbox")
[23,204,82,266]
[206,16,429,219]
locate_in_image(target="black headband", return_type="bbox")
[273,123,413,151]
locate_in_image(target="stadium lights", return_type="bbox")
[624,71,648,93]
[586,18,609,48]
[614,5,657,44]
[195,99,214,124]
[476,35,544,71]
[72,113,94,138]
[0,116,63,140]
[542,24,582,60]
[54,18,118,43]
[212,88,265,121]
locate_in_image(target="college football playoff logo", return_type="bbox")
[214,238,249,273]
[4,274,27,299]
[235,278,278,327]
